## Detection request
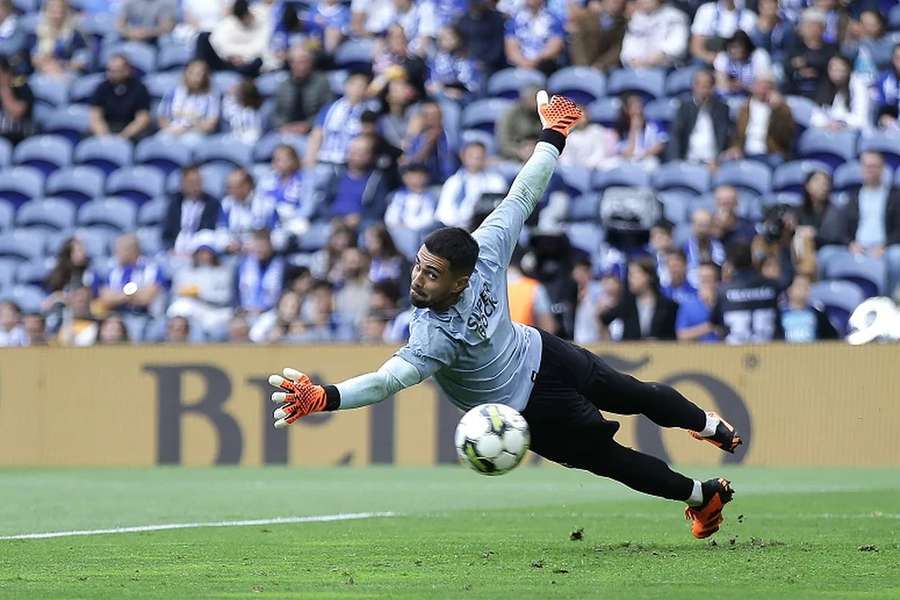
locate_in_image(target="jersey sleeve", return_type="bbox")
[472,141,560,267]
[393,315,460,380]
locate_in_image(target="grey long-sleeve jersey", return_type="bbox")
[334,141,560,411]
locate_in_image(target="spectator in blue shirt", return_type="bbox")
[259,144,313,240]
[427,25,482,102]
[675,261,722,342]
[304,0,350,54]
[780,273,839,342]
[400,100,457,184]
[236,228,285,317]
[457,0,507,75]
[504,0,566,75]
[325,135,390,228]
[873,43,900,130]
[662,249,699,305]
[305,71,373,168]
[385,162,438,258]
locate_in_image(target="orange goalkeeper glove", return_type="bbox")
[269,368,337,429]
[536,90,583,137]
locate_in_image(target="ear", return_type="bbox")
[452,274,471,295]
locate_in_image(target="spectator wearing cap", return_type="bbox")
[118,0,177,44]
[568,0,627,72]
[873,43,900,130]
[675,261,721,342]
[196,0,271,77]
[785,8,838,99]
[31,0,88,79]
[99,234,165,340]
[690,0,757,65]
[810,55,871,132]
[236,228,285,317]
[780,273,838,343]
[323,135,391,227]
[668,69,730,165]
[725,70,795,166]
[400,99,456,185]
[157,59,220,148]
[456,0,507,75]
[504,0,565,75]
[0,301,27,347]
[436,140,507,229]
[0,56,32,145]
[389,0,438,55]
[218,167,278,254]
[89,54,151,141]
[163,165,221,254]
[497,85,543,162]
[620,0,689,69]
[272,44,333,136]
[385,162,438,251]
[305,71,374,168]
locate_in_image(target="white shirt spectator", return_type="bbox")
[687,109,717,163]
[0,323,27,346]
[436,168,508,228]
[743,97,771,155]
[559,124,619,170]
[385,189,438,232]
[810,74,872,131]
[620,3,689,67]
[209,3,274,70]
[351,0,396,35]
[691,1,757,39]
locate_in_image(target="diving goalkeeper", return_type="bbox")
[269,92,742,539]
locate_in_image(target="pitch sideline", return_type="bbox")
[0,512,397,541]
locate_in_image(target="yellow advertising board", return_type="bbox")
[1,343,898,467]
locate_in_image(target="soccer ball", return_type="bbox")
[455,403,530,476]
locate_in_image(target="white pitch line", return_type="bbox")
[0,511,397,541]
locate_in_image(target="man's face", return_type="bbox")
[751,76,773,100]
[167,317,189,342]
[649,226,673,252]
[347,137,373,171]
[692,72,714,102]
[106,57,130,84]
[227,171,252,201]
[182,169,203,198]
[715,186,738,217]
[861,152,885,187]
[461,144,486,173]
[115,236,139,265]
[410,246,469,309]
[667,255,687,285]
[697,264,719,289]
[692,210,713,240]
[289,47,313,78]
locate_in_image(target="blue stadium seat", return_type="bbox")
[257,70,289,97]
[809,279,865,335]
[212,71,243,96]
[106,166,165,205]
[486,68,546,100]
[0,138,11,168]
[15,260,49,287]
[16,198,76,233]
[74,136,133,175]
[0,166,44,207]
[135,135,192,175]
[0,200,13,231]
[143,71,182,100]
[45,166,105,206]
[135,226,163,256]
[334,38,376,70]
[547,66,606,105]
[658,191,693,225]
[12,0,38,14]
[761,191,803,209]
[607,68,666,100]
[78,197,137,233]
[891,4,900,31]
[0,258,15,290]
[460,129,497,156]
[565,192,600,222]
[557,165,592,197]
[825,252,886,298]
[857,130,900,170]
[712,160,772,197]
[13,134,72,176]
[772,159,831,194]
[833,160,862,193]
[193,134,252,169]
[664,65,700,97]
[166,164,231,198]
[460,98,513,133]
[564,222,604,255]
[0,230,43,263]
[72,226,113,258]
[785,95,817,131]
[644,97,678,127]
[80,12,116,39]
[69,73,105,103]
[2,284,45,314]
[652,161,710,195]
[587,97,621,126]
[101,42,157,76]
[27,74,67,109]
[328,70,347,96]
[42,104,93,145]
[294,221,332,252]
[253,132,307,163]
[157,43,193,71]
[591,165,651,191]
[138,197,167,227]
[797,128,858,168]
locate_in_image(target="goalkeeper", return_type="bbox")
[269,92,742,539]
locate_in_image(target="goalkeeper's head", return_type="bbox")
[409,228,479,311]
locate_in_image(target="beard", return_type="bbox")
[410,291,430,308]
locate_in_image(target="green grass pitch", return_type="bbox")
[1,466,898,599]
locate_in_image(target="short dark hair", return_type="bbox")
[727,242,753,271]
[667,248,688,262]
[424,227,479,276]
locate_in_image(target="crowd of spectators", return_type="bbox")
[0,0,899,348]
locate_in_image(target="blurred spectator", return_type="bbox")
[269,1,308,63]
[260,144,314,239]
[814,0,847,47]
[568,0,627,71]
[400,100,456,184]
[752,203,800,287]
[117,0,177,44]
[324,135,391,226]
[504,0,565,74]
[167,240,234,340]
[0,301,26,346]
[385,162,438,253]
[571,254,603,343]
[44,237,98,322]
[873,43,900,129]
[370,25,428,97]
[97,314,130,345]
[180,0,228,38]
[675,261,721,342]
[295,279,355,342]
[31,0,87,79]
[89,55,151,141]
[249,290,303,343]
[457,0,507,75]
[197,0,271,77]
[227,311,252,342]
[0,56,31,145]
[559,112,619,169]
[497,86,542,162]
[614,93,668,170]
[361,109,402,188]
[793,169,831,276]
[427,25,482,102]
[844,9,891,82]
[364,224,408,284]
[350,0,396,37]
[620,0,689,69]
[219,167,277,253]
[690,0,757,65]
[222,78,264,144]
[810,55,871,131]
[600,256,678,340]
[819,151,900,294]
[713,31,771,98]
[305,0,351,54]
[379,78,418,150]
[272,44,333,136]
[56,286,99,347]
[508,248,558,333]
[99,234,164,338]
[595,270,625,340]
[157,60,220,147]
[162,165,221,253]
[649,217,676,287]
[713,184,756,246]
[164,315,192,343]
[785,8,838,99]
[389,0,439,55]
[780,273,838,342]
[22,314,46,346]
[684,208,726,285]
[668,69,730,164]
[661,248,698,305]
[0,0,28,73]
[726,70,795,164]
[334,246,373,330]
[311,223,357,281]
[306,71,373,168]
[749,0,793,62]
[237,228,285,316]
[437,141,507,228]
[711,241,782,343]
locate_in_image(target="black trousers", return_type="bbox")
[194,33,263,78]
[521,330,707,501]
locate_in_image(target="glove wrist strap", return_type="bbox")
[323,385,341,411]
[539,128,566,154]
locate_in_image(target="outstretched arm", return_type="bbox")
[472,92,582,267]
